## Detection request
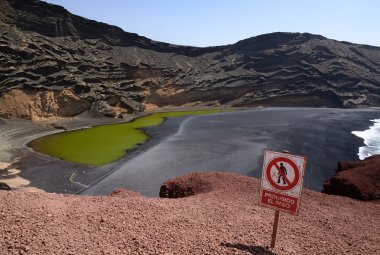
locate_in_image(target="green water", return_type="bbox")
[29,110,226,166]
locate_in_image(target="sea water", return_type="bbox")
[352,118,380,160]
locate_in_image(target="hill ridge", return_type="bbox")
[0,0,379,119]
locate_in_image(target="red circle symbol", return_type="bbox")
[266,157,300,190]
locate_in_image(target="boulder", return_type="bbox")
[0,182,11,191]
[159,172,214,198]
[322,155,380,200]
[51,123,68,130]
[90,101,116,118]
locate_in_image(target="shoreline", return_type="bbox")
[81,107,380,196]
[352,118,380,159]
[1,107,236,193]
[1,106,379,195]
[28,109,232,166]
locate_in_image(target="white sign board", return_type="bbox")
[259,150,307,215]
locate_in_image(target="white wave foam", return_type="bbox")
[352,118,380,160]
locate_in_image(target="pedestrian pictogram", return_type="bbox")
[258,150,307,248]
[266,157,300,191]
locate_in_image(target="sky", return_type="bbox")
[43,0,380,47]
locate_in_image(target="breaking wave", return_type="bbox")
[352,118,380,160]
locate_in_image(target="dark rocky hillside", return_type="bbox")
[1,0,380,119]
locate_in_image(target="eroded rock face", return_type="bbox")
[1,0,380,119]
[322,155,380,201]
[0,89,90,120]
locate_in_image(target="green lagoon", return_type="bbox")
[29,110,226,166]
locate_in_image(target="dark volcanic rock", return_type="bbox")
[1,0,380,119]
[51,123,68,130]
[90,101,117,118]
[322,155,380,201]
[0,182,11,190]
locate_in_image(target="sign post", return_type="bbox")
[259,150,307,248]
[271,210,280,248]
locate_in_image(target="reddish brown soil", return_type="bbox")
[1,172,379,255]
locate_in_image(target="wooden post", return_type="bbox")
[271,210,280,248]
[270,150,287,248]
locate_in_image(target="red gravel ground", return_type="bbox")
[1,172,379,255]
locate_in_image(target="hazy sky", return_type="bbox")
[43,0,379,47]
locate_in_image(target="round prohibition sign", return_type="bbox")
[266,157,300,190]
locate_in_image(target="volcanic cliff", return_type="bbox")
[1,0,380,119]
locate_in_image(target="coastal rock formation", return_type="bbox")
[322,155,380,200]
[1,0,380,119]
[1,172,379,254]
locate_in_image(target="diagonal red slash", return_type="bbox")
[274,163,291,186]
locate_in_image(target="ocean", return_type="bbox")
[352,118,380,160]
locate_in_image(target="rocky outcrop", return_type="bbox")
[322,155,380,200]
[0,89,90,120]
[0,182,11,190]
[159,172,257,198]
[159,172,214,198]
[1,0,380,119]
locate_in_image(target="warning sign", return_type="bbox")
[259,150,306,215]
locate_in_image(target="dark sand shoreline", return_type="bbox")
[0,116,125,193]
[1,107,380,195]
[81,107,380,196]
[1,109,218,193]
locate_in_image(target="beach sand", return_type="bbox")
[1,107,380,195]
[82,108,380,196]
[0,116,122,192]
[0,108,210,193]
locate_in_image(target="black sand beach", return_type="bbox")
[0,114,190,193]
[81,108,380,196]
[2,107,380,195]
